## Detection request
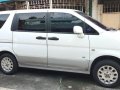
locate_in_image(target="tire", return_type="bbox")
[92,60,120,88]
[0,53,18,75]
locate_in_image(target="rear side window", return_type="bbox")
[12,13,46,32]
[0,14,9,29]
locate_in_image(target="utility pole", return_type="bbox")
[26,0,29,9]
[49,0,52,9]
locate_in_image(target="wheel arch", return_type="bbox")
[0,51,17,59]
[90,55,120,74]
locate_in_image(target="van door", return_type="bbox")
[12,11,48,67]
[47,12,90,71]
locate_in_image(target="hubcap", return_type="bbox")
[1,57,13,72]
[97,65,118,85]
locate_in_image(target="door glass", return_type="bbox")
[50,12,99,35]
[85,23,99,35]
[50,12,85,34]
[12,13,46,32]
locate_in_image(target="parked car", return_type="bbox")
[0,9,120,88]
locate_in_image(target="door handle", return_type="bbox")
[36,36,46,40]
[48,37,59,41]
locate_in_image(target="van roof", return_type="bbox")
[0,9,80,14]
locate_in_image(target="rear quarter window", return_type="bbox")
[0,14,9,29]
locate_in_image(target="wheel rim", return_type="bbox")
[1,57,13,72]
[97,65,118,85]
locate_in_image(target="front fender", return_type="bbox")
[88,49,120,71]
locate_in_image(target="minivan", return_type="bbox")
[0,9,120,88]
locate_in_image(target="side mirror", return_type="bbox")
[73,26,84,38]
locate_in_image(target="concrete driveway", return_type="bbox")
[0,68,120,90]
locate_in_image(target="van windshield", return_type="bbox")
[76,11,111,31]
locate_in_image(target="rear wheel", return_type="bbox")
[92,60,120,88]
[0,53,18,75]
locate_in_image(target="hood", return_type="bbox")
[102,30,120,37]
[89,30,120,50]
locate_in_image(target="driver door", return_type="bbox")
[47,11,90,71]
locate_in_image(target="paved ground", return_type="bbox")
[0,68,120,90]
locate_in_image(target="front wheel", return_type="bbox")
[92,60,120,88]
[0,53,18,75]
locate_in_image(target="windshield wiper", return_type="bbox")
[106,27,117,31]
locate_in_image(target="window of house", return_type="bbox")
[103,1,120,13]
[12,13,46,32]
[0,14,9,29]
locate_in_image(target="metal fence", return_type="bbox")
[103,1,120,13]
[19,0,85,11]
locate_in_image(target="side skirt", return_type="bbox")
[19,64,90,74]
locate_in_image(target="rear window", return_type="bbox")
[0,14,9,29]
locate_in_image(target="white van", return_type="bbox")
[0,9,120,87]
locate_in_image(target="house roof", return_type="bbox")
[0,0,10,2]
